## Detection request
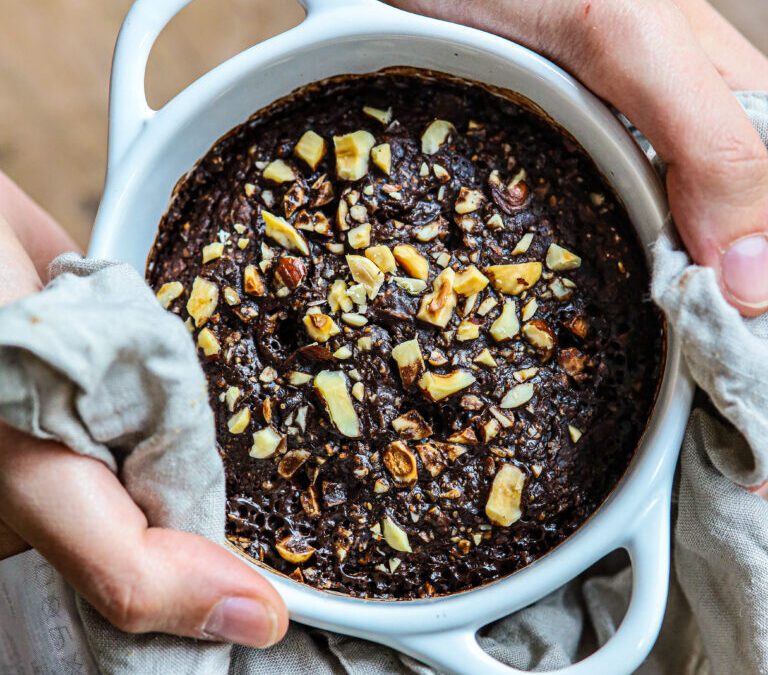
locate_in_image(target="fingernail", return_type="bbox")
[721,234,768,310]
[203,597,279,648]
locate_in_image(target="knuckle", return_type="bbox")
[93,568,159,634]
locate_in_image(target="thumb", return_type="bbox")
[0,425,289,648]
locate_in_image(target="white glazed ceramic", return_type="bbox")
[90,1,695,672]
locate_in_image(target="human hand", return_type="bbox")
[0,174,289,649]
[386,0,768,315]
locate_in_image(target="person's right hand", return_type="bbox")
[387,0,768,316]
[0,174,289,649]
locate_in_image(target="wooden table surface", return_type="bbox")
[1,0,766,249]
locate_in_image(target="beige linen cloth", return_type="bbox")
[0,92,767,675]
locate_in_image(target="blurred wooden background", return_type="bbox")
[0,0,766,249]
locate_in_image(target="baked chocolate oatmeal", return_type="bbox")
[147,71,663,599]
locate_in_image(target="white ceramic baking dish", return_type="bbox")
[89,0,695,672]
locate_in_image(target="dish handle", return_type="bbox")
[107,0,389,173]
[392,486,672,675]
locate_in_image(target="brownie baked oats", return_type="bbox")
[147,71,663,599]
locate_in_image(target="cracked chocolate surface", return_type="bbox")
[147,71,663,599]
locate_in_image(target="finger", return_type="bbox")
[0,518,30,559]
[387,0,768,315]
[674,0,768,90]
[0,171,80,282]
[0,211,43,305]
[0,424,289,648]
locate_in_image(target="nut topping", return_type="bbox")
[303,313,341,342]
[334,130,376,181]
[346,255,385,299]
[383,441,418,487]
[546,243,582,271]
[365,245,396,274]
[156,281,184,309]
[275,256,307,289]
[417,267,457,328]
[276,536,316,564]
[186,277,219,327]
[371,143,392,175]
[227,408,251,434]
[294,130,326,170]
[382,516,412,553]
[421,119,455,155]
[455,187,484,215]
[243,265,266,296]
[393,244,429,280]
[392,339,425,388]
[485,262,543,295]
[489,301,520,342]
[522,320,556,358]
[392,410,433,440]
[250,426,284,459]
[362,105,393,125]
[197,327,220,356]
[278,449,311,478]
[500,382,534,409]
[454,265,490,296]
[262,210,310,255]
[485,464,525,526]
[263,159,296,184]
[314,370,361,438]
[418,370,476,401]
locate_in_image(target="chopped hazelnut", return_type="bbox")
[250,426,284,459]
[421,119,456,155]
[485,464,525,526]
[383,441,418,487]
[303,313,341,343]
[521,298,538,321]
[348,223,372,249]
[328,279,354,313]
[486,262,543,295]
[455,187,484,215]
[223,286,241,306]
[274,256,307,289]
[156,281,184,309]
[365,245,397,274]
[276,536,316,564]
[288,371,313,386]
[393,277,427,295]
[418,370,476,401]
[197,327,220,356]
[341,313,368,327]
[568,425,583,443]
[500,382,534,409]
[314,370,361,437]
[371,143,392,175]
[202,242,224,264]
[473,348,498,368]
[454,265,490,296]
[392,339,425,388]
[186,276,219,327]
[263,159,296,184]
[227,408,251,434]
[225,386,241,412]
[346,255,385,299]
[382,516,412,553]
[522,320,556,357]
[512,233,534,255]
[334,130,376,181]
[393,244,430,280]
[456,319,481,342]
[417,267,457,328]
[294,130,326,170]
[262,210,310,256]
[243,265,266,296]
[490,301,520,342]
[278,449,311,478]
[362,105,393,125]
[392,410,433,440]
[546,243,582,271]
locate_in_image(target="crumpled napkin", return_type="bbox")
[0,91,767,675]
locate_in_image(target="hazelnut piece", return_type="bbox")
[383,441,418,487]
[485,464,525,526]
[186,277,219,327]
[294,130,326,170]
[500,382,534,409]
[197,327,220,356]
[393,244,430,280]
[392,410,433,441]
[303,313,341,343]
[392,339,425,388]
[276,536,316,564]
[334,130,376,181]
[485,262,543,296]
[262,210,310,256]
[365,245,396,274]
[546,243,582,271]
[278,449,311,479]
[421,119,456,155]
[382,516,412,553]
[243,265,266,296]
[263,159,297,184]
[490,301,520,342]
[418,370,476,401]
[454,265,490,296]
[250,426,284,459]
[346,255,385,299]
[417,267,457,328]
[314,370,361,438]
[156,281,184,309]
[363,105,393,125]
[371,143,392,175]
